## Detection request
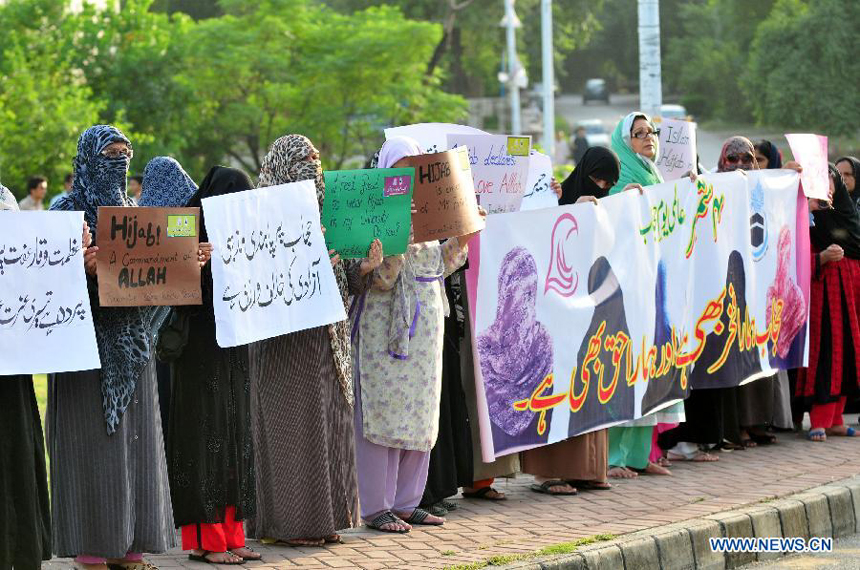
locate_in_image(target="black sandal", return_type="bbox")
[749,432,777,445]
[399,507,445,526]
[568,479,612,491]
[365,510,410,533]
[424,503,448,517]
[530,479,578,495]
[439,499,459,511]
[188,552,243,565]
[462,486,507,501]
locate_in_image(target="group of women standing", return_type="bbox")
[3,113,860,569]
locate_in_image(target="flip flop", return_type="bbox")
[365,510,410,533]
[439,499,459,511]
[530,479,578,495]
[187,552,243,565]
[749,432,777,445]
[667,450,719,462]
[462,486,507,501]
[826,426,858,437]
[398,507,445,526]
[807,428,827,442]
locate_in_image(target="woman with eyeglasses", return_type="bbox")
[836,157,860,211]
[601,113,687,479]
[799,164,860,442]
[48,126,177,570]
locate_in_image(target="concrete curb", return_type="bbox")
[500,475,860,570]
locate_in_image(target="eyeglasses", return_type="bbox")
[631,129,660,140]
[102,147,133,159]
[725,152,754,164]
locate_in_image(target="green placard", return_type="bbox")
[322,167,415,259]
[507,136,531,157]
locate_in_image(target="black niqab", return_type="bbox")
[559,146,620,205]
[810,164,860,259]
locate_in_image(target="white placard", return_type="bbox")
[203,181,348,348]
[0,211,100,375]
[520,151,559,211]
[385,123,487,154]
[655,118,697,180]
[447,133,531,215]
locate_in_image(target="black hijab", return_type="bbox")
[755,140,782,169]
[810,164,860,259]
[188,165,254,243]
[559,146,620,205]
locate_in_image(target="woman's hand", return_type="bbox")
[550,177,563,199]
[784,160,803,173]
[197,242,213,268]
[623,183,645,195]
[82,221,92,249]
[576,195,599,205]
[360,239,384,276]
[84,246,99,276]
[329,249,341,267]
[459,206,487,247]
[820,244,844,264]
[687,170,698,183]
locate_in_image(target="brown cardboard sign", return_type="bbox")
[404,147,485,243]
[96,206,202,306]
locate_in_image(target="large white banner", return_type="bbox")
[0,211,100,375]
[465,170,810,460]
[203,182,348,348]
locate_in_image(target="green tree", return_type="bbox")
[743,0,859,135]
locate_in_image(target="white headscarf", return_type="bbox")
[377,136,422,169]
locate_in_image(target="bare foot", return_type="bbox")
[644,461,672,475]
[532,477,578,494]
[230,546,262,560]
[826,425,859,437]
[657,456,672,467]
[608,466,638,479]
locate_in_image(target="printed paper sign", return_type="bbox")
[384,122,487,154]
[96,207,202,307]
[655,118,697,180]
[520,151,559,211]
[404,147,485,243]
[448,133,531,215]
[466,170,809,460]
[203,181,347,348]
[786,133,829,201]
[0,211,100,374]
[322,168,414,259]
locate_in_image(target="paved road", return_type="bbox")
[742,533,860,569]
[555,93,732,171]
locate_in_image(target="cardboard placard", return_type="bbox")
[322,168,414,259]
[96,206,201,307]
[404,147,485,243]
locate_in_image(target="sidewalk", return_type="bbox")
[43,419,860,570]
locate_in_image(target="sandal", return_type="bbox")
[230,546,262,561]
[462,486,506,501]
[188,552,243,565]
[425,503,448,517]
[719,440,745,451]
[530,479,578,495]
[749,432,777,445]
[365,510,410,533]
[439,499,459,511]
[826,426,859,437]
[397,507,445,526]
[807,428,827,442]
[667,450,719,462]
[324,534,343,544]
[568,479,612,490]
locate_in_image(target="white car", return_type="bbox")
[658,104,691,121]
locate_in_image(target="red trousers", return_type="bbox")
[810,397,847,430]
[181,506,245,552]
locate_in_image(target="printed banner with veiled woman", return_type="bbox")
[465,170,810,461]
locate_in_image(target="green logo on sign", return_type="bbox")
[507,136,530,157]
[167,215,196,237]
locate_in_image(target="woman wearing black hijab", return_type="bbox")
[799,164,860,441]
[836,156,860,211]
[559,146,622,205]
[167,167,262,563]
[754,140,783,170]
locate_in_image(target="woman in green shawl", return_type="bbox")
[608,112,663,195]
[605,112,688,479]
